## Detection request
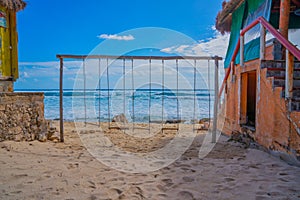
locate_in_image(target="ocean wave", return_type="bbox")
[25,89,213,121]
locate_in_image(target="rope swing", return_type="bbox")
[80,57,213,131]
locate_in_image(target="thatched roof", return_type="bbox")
[0,0,26,11]
[216,0,300,34]
[215,0,245,34]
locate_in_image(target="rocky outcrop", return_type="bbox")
[112,113,128,123]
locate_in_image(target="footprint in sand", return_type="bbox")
[182,176,194,182]
[120,186,144,200]
[162,178,174,187]
[278,172,289,176]
[224,177,235,182]
[87,180,97,189]
[108,188,123,199]
[176,191,195,200]
[14,173,28,178]
[156,184,167,192]
[66,163,79,169]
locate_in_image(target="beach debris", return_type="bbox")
[228,130,254,148]
[46,120,59,142]
[202,122,210,130]
[191,118,212,130]
[38,134,47,142]
[112,113,128,123]
[165,119,185,124]
[199,118,210,123]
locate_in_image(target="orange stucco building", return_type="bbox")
[216,0,300,158]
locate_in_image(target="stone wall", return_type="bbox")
[0,92,48,141]
[0,80,13,92]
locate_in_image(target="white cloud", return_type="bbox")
[160,29,230,58]
[23,72,29,78]
[97,34,135,41]
[175,45,190,53]
[160,47,172,53]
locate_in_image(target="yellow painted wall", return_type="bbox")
[0,6,18,80]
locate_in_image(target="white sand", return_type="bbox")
[0,121,300,200]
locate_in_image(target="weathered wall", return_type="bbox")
[0,92,48,141]
[220,44,300,157]
[0,80,13,92]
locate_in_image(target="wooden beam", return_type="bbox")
[56,54,222,61]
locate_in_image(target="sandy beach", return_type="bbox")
[0,121,300,200]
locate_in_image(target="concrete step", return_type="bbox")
[261,60,300,112]
[273,79,300,88]
[266,70,300,79]
[291,100,300,111]
[293,89,300,98]
[261,60,300,69]
[281,88,300,99]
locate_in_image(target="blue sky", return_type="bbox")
[15,0,229,89]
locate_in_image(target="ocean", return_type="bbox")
[16,89,214,123]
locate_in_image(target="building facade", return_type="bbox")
[216,0,300,158]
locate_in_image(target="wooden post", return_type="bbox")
[279,0,293,107]
[279,0,291,60]
[59,57,64,142]
[260,23,266,60]
[240,35,244,67]
[279,0,290,39]
[212,57,219,143]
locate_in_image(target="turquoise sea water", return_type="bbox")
[16,89,214,123]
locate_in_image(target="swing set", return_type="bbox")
[56,54,222,142]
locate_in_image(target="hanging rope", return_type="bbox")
[176,59,179,130]
[107,58,110,128]
[208,59,211,127]
[131,59,135,131]
[123,59,126,127]
[83,58,87,126]
[98,58,101,127]
[162,59,164,130]
[193,59,197,130]
[149,59,152,131]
